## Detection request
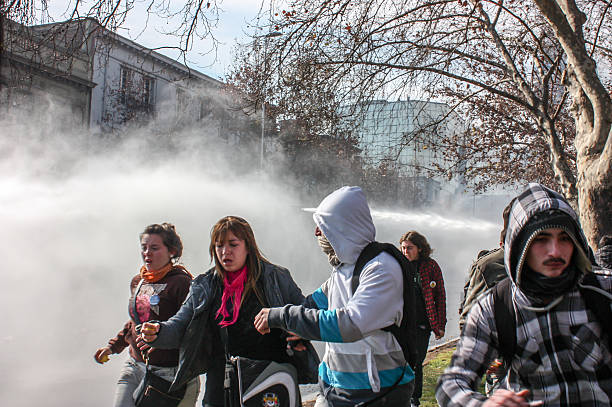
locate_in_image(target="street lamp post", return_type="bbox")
[258,31,281,171]
[261,92,266,170]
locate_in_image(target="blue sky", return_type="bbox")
[49,0,270,79]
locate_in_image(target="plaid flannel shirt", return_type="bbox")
[436,183,612,406]
[418,257,446,335]
[436,270,612,406]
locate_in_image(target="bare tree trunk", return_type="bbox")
[564,69,612,250]
[579,159,612,251]
[472,0,580,209]
[533,0,612,248]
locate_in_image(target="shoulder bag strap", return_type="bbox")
[493,278,516,364]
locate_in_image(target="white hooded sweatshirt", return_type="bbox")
[269,186,413,397]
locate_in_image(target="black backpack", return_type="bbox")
[492,272,612,363]
[351,241,427,370]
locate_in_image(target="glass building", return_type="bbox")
[342,99,465,204]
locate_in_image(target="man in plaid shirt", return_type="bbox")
[436,183,612,406]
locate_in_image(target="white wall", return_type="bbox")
[89,34,217,131]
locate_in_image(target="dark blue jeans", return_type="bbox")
[411,328,431,406]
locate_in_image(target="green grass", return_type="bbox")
[419,349,455,407]
[420,347,486,406]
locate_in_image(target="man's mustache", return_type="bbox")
[543,257,567,266]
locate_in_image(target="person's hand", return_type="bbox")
[140,322,160,342]
[286,332,307,351]
[435,329,445,340]
[135,334,154,355]
[254,308,271,334]
[94,346,112,364]
[482,389,536,406]
[486,359,504,375]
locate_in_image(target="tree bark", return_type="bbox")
[579,158,612,251]
[532,0,612,248]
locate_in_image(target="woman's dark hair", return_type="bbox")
[140,223,183,262]
[399,230,433,259]
[209,216,268,305]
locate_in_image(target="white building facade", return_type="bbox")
[89,27,223,131]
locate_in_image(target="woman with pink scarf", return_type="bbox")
[139,216,312,407]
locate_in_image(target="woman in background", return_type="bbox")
[400,231,446,407]
[94,223,199,407]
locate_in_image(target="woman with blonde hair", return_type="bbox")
[94,223,199,407]
[139,216,314,407]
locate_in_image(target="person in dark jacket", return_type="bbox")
[458,198,516,331]
[399,231,446,407]
[457,198,515,398]
[139,216,313,407]
[93,223,199,407]
[596,235,612,269]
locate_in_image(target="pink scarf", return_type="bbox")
[216,265,248,327]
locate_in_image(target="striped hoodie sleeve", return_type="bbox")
[302,278,330,310]
[269,278,331,342]
[268,253,403,343]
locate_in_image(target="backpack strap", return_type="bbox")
[579,272,612,352]
[351,242,419,293]
[492,278,516,363]
[351,242,385,294]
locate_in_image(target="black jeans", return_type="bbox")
[411,328,431,405]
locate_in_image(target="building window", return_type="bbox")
[176,88,187,116]
[115,66,156,122]
[120,67,133,92]
[119,66,154,108]
[143,76,154,106]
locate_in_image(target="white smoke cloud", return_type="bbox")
[0,101,508,406]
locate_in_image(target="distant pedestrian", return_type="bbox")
[436,183,612,406]
[596,235,612,269]
[400,231,446,407]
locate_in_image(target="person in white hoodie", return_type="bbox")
[254,186,414,407]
